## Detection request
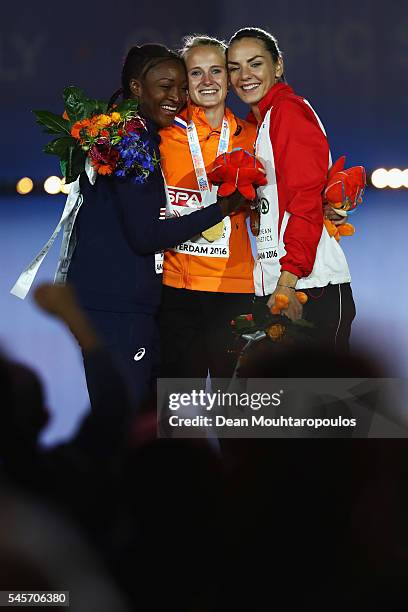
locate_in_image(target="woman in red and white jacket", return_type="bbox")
[227,27,356,352]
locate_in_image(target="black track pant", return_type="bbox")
[158,286,253,386]
[83,309,159,411]
[302,283,356,352]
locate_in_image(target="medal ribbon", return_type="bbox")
[187,116,230,196]
[11,161,96,299]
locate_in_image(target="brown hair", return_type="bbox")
[228,27,286,82]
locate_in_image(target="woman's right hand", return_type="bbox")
[267,271,301,321]
[217,190,249,217]
[267,286,303,321]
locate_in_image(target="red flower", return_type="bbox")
[125,117,145,134]
[89,143,119,172]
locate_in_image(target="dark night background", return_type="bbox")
[2,0,407,177]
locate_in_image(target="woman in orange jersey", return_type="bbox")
[158,35,256,383]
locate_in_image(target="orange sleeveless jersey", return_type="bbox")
[159,104,256,293]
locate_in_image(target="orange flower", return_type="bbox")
[271,293,289,314]
[110,112,121,123]
[71,124,81,139]
[71,119,90,139]
[93,114,112,129]
[62,110,70,120]
[275,294,289,308]
[267,324,286,342]
[86,123,100,138]
[295,291,308,305]
[96,164,113,175]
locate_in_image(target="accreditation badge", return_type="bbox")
[167,187,231,258]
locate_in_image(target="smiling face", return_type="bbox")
[184,45,228,111]
[227,37,283,107]
[130,59,188,128]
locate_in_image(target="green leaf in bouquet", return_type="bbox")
[64,145,87,184]
[61,87,109,123]
[91,98,109,115]
[33,110,71,135]
[114,98,139,115]
[62,86,89,122]
[234,315,257,334]
[252,300,274,328]
[63,87,107,121]
[60,159,67,178]
[44,136,75,157]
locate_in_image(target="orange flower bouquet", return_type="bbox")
[34,86,159,184]
[231,294,314,346]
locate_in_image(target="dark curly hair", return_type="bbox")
[109,44,184,107]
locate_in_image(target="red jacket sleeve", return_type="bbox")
[270,98,329,279]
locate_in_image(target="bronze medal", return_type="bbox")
[250,207,261,237]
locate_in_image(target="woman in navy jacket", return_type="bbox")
[67,44,243,408]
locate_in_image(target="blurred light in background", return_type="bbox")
[44,176,62,195]
[388,168,404,189]
[60,178,71,195]
[16,177,34,195]
[371,168,388,189]
[371,168,408,189]
[5,169,408,197]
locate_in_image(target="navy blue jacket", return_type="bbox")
[67,120,223,313]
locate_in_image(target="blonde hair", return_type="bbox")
[180,34,227,58]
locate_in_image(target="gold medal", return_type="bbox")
[201,221,224,242]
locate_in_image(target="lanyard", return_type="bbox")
[187,116,230,193]
[11,161,96,300]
